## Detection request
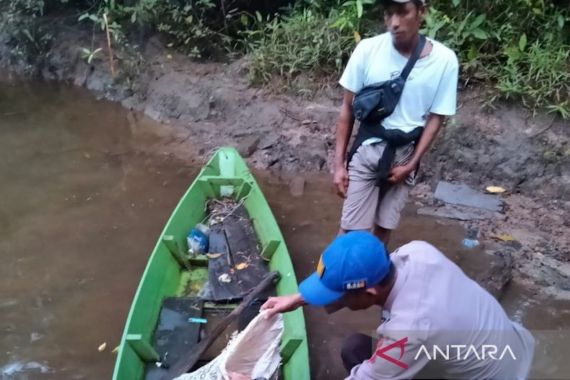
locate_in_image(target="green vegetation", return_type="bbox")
[242,9,354,92]
[0,0,568,117]
[422,0,570,117]
[0,0,54,71]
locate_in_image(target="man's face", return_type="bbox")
[327,289,378,312]
[384,2,425,45]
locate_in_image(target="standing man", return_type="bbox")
[333,0,459,244]
[262,232,535,379]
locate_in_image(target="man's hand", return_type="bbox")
[333,165,349,198]
[388,164,414,184]
[261,294,304,319]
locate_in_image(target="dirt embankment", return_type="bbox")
[1,27,568,298]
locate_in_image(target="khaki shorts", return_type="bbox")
[341,142,415,231]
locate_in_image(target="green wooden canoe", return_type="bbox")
[112,147,310,380]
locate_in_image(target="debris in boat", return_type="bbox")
[235,263,248,270]
[98,342,107,352]
[486,185,506,194]
[204,198,270,301]
[155,352,170,369]
[155,352,169,369]
[209,216,224,225]
[188,317,208,324]
[206,198,248,225]
[187,223,210,255]
[197,281,213,299]
[218,273,232,283]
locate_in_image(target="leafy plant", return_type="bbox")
[80,47,103,64]
[422,0,570,117]
[244,8,353,92]
[0,0,54,70]
[329,0,375,39]
[79,8,125,44]
[1,0,569,115]
[155,0,220,58]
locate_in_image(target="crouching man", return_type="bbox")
[262,232,535,379]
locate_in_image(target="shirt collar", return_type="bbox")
[384,254,409,310]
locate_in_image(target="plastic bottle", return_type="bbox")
[187,223,210,255]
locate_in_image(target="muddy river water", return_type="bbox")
[1,81,569,379]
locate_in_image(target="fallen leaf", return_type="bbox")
[112,345,119,354]
[206,253,222,259]
[486,186,506,194]
[235,263,248,270]
[98,342,107,352]
[166,54,173,59]
[494,234,514,242]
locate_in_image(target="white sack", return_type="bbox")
[174,312,283,380]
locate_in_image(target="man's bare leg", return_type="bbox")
[373,225,391,246]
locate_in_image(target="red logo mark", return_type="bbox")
[369,337,409,369]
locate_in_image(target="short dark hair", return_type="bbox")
[412,0,426,8]
[382,0,426,9]
[378,262,395,286]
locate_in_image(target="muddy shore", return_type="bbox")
[1,27,568,300]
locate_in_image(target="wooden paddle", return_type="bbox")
[161,271,280,380]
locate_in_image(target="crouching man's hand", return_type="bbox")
[260,294,305,319]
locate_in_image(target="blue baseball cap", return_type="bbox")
[299,231,391,306]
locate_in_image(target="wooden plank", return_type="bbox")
[224,206,269,294]
[126,334,159,362]
[152,298,203,365]
[207,224,243,300]
[144,298,204,379]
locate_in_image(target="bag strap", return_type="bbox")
[400,34,426,80]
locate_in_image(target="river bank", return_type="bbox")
[1,26,568,301]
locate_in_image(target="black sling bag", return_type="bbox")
[348,35,427,187]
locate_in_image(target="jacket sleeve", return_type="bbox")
[345,335,431,380]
